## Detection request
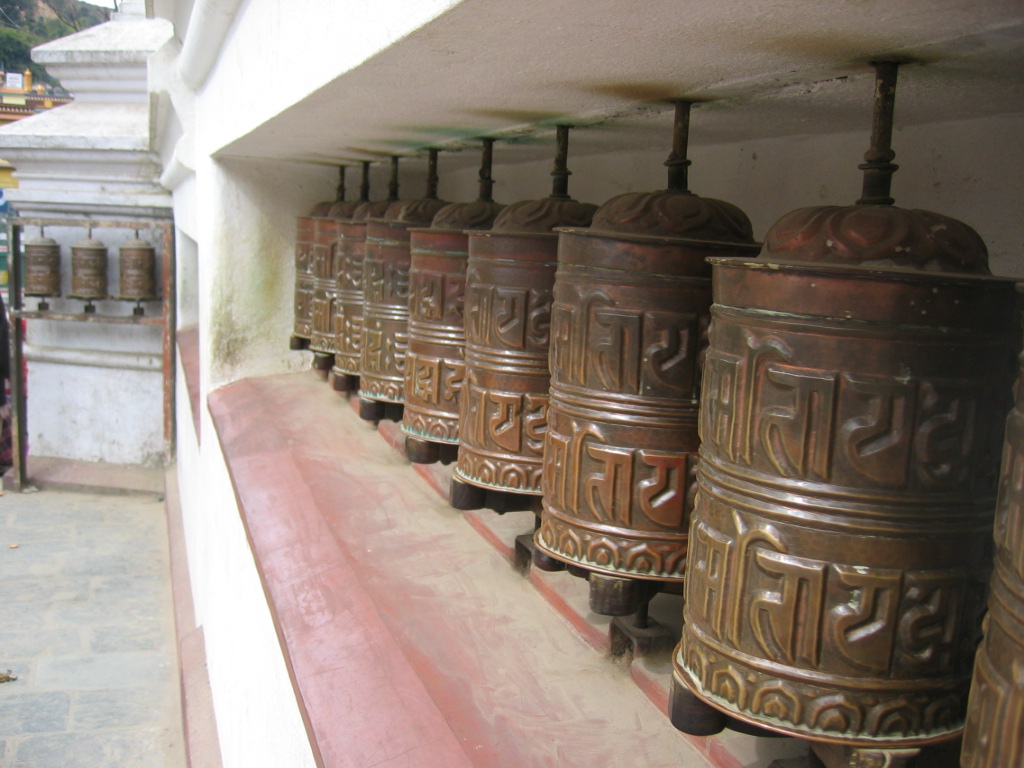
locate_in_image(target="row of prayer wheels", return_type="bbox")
[290,64,1022,768]
[23,235,159,313]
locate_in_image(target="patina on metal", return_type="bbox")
[961,288,1024,768]
[330,161,394,393]
[359,152,448,422]
[451,125,597,512]
[670,64,1020,767]
[402,139,505,465]
[309,166,354,377]
[23,235,61,310]
[290,199,334,350]
[68,237,108,313]
[118,238,158,316]
[534,102,760,616]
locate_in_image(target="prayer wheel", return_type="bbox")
[534,102,760,615]
[69,238,108,312]
[402,139,504,464]
[452,126,597,511]
[291,200,333,350]
[961,301,1024,768]
[24,236,61,309]
[359,152,447,422]
[119,238,158,315]
[670,64,1020,767]
[330,161,393,393]
[309,171,351,376]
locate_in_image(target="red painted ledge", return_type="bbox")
[207,371,806,768]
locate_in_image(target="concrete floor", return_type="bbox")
[0,476,185,768]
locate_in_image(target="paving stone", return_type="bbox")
[89,619,170,654]
[0,629,84,659]
[13,727,180,768]
[71,686,173,730]
[35,652,172,692]
[0,692,70,734]
[2,577,89,604]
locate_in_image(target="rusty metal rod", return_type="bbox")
[426,148,439,199]
[857,61,900,206]
[359,160,371,202]
[665,100,693,192]
[388,156,400,201]
[478,138,495,202]
[551,124,572,199]
[335,165,346,202]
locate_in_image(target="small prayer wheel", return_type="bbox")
[69,238,108,311]
[402,139,504,465]
[359,152,447,422]
[291,200,332,350]
[118,239,158,313]
[330,161,392,393]
[24,236,61,308]
[452,125,597,511]
[670,64,1020,768]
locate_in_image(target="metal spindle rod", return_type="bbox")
[478,138,495,202]
[426,149,439,199]
[335,165,346,202]
[551,125,572,199]
[387,156,400,201]
[857,61,900,206]
[360,161,371,202]
[665,100,693,193]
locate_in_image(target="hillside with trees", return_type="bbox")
[0,0,109,85]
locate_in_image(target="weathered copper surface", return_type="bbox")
[455,197,596,495]
[331,200,392,383]
[961,321,1024,768]
[673,63,1021,751]
[673,253,1017,746]
[23,237,61,298]
[401,198,504,454]
[68,238,108,300]
[118,239,158,301]
[309,215,342,358]
[292,203,329,346]
[359,197,448,407]
[534,189,758,581]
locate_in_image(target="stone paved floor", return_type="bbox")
[0,484,184,768]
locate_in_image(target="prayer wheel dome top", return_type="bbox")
[351,200,391,221]
[121,239,153,249]
[762,204,991,275]
[73,238,106,249]
[327,200,360,219]
[491,197,598,234]
[390,197,449,225]
[309,201,334,217]
[589,189,755,244]
[429,199,504,231]
[26,236,58,246]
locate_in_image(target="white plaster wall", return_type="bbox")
[173,377,316,768]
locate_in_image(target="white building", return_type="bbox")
[2,1,1022,766]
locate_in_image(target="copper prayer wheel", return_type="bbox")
[330,162,393,393]
[308,207,345,375]
[961,308,1024,768]
[118,238,158,310]
[534,102,760,616]
[69,238,108,311]
[359,152,447,422]
[671,64,1020,765]
[24,236,61,307]
[452,126,597,511]
[291,200,332,350]
[402,139,504,464]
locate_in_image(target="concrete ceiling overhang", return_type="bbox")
[217,0,1024,174]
